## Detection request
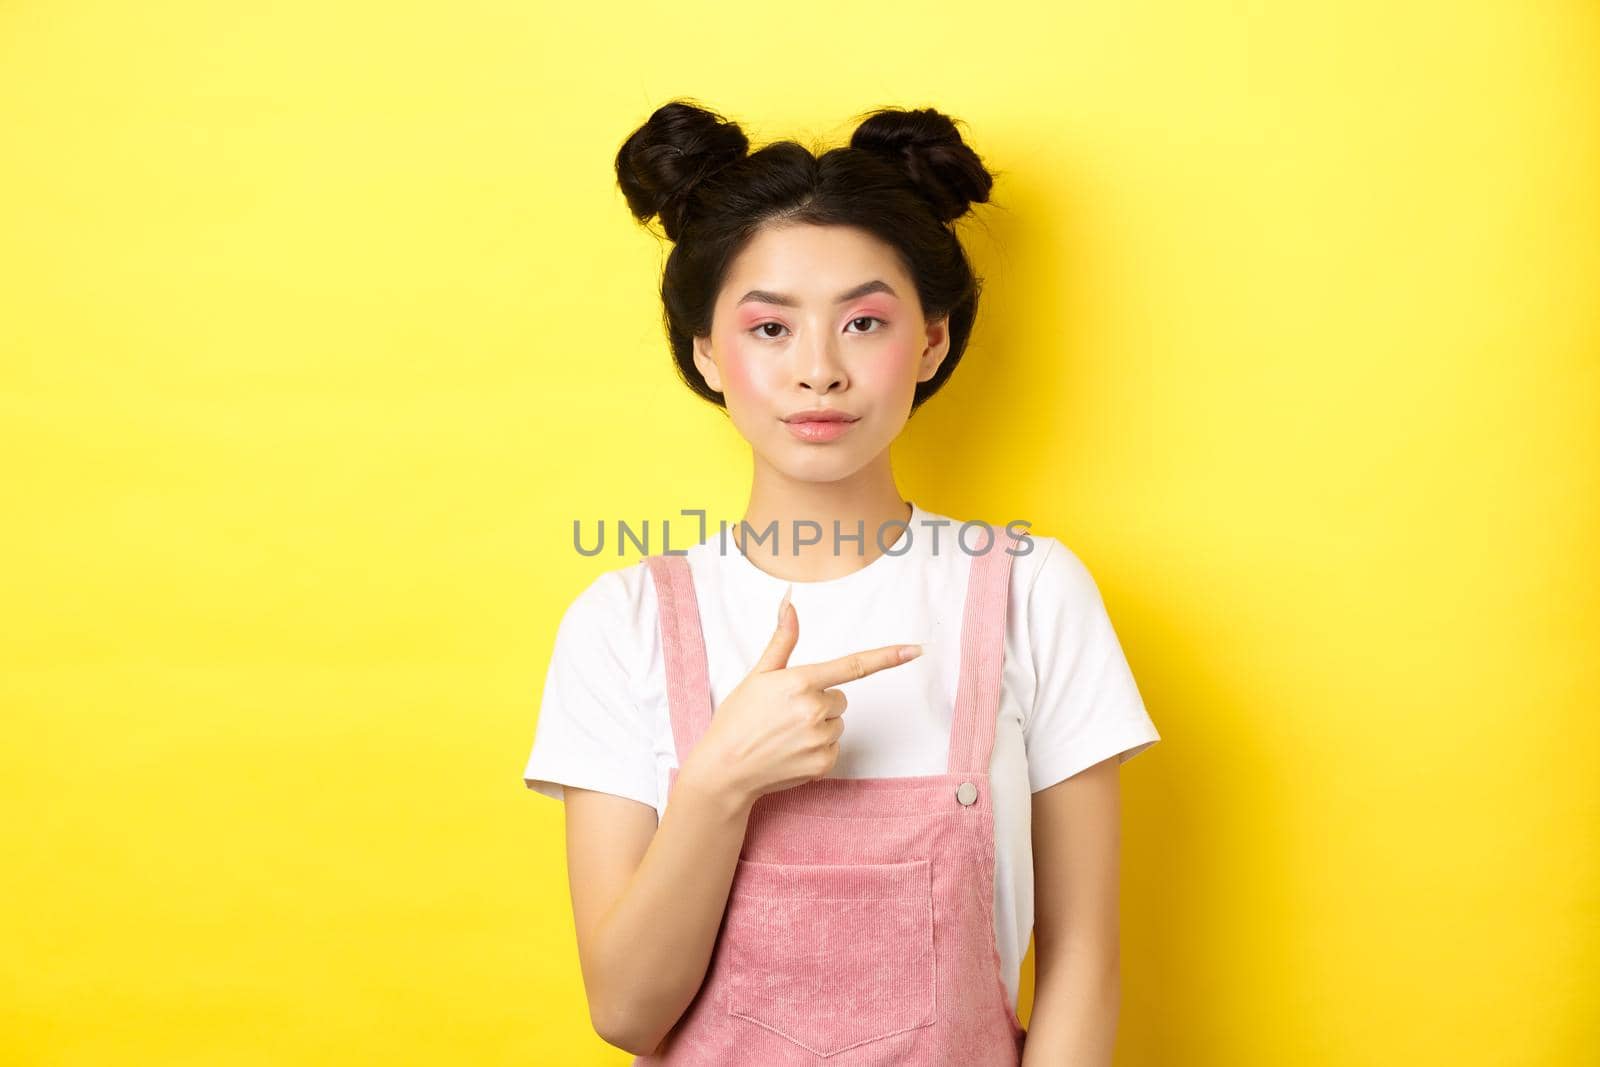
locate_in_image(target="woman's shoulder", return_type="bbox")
[918,511,1111,620]
[909,507,1070,586]
[1020,533,1111,610]
[552,556,660,647]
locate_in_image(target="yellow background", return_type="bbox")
[3,2,1596,1064]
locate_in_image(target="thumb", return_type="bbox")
[752,583,798,673]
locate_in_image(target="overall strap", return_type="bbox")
[642,552,713,767]
[945,529,1023,776]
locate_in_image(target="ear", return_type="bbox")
[916,315,953,384]
[692,334,724,394]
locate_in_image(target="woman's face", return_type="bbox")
[692,222,951,484]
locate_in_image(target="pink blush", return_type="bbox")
[857,339,917,387]
[719,349,752,390]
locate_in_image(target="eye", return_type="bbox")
[748,316,887,341]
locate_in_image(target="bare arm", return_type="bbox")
[1021,755,1124,1066]
[563,752,754,1055]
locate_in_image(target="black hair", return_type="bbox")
[615,99,998,413]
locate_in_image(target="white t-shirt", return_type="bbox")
[522,501,1161,1012]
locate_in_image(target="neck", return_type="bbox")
[736,455,912,582]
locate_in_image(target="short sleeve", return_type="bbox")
[521,569,659,810]
[1022,538,1161,791]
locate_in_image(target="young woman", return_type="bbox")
[522,100,1161,1065]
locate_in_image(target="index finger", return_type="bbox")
[792,644,923,690]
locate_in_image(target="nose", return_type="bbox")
[795,329,847,394]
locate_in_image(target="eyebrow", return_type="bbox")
[734,279,899,308]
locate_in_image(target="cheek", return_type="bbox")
[857,336,920,389]
[713,331,784,398]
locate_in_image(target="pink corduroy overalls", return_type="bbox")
[632,531,1027,1065]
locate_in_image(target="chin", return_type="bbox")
[766,441,878,481]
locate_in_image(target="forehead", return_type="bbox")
[720,223,908,295]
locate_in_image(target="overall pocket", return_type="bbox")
[724,857,936,1057]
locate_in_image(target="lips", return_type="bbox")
[782,410,860,443]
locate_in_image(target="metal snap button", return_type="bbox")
[956,781,978,806]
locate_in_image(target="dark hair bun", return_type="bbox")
[616,100,750,241]
[849,107,993,223]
